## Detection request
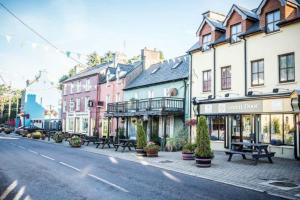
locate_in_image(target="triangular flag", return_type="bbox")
[5,35,12,43]
[66,51,71,57]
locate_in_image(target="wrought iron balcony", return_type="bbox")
[107,97,184,114]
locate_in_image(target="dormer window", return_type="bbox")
[266,10,280,33]
[202,34,212,51]
[230,23,241,43]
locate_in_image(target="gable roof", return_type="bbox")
[223,4,258,26]
[256,0,300,15]
[124,56,189,90]
[63,62,112,83]
[196,16,225,36]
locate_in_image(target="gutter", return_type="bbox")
[243,37,248,97]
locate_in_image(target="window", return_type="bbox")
[69,98,74,112]
[230,23,242,43]
[85,79,91,91]
[221,66,231,90]
[148,91,154,98]
[84,97,90,112]
[68,118,74,131]
[116,93,121,102]
[279,53,295,83]
[208,116,225,141]
[76,98,80,111]
[106,95,110,110]
[63,84,67,95]
[202,70,211,92]
[251,59,264,86]
[171,61,182,69]
[259,114,295,145]
[82,118,89,133]
[77,81,81,93]
[70,83,74,93]
[266,10,280,33]
[164,88,170,97]
[134,93,138,99]
[151,67,160,74]
[62,100,66,113]
[202,34,212,51]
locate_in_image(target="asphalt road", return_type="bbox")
[0,135,284,200]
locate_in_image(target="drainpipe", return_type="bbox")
[183,79,187,123]
[243,37,248,96]
[188,53,192,142]
[213,46,216,99]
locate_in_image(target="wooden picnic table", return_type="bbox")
[225,142,275,165]
[95,136,113,149]
[114,139,136,152]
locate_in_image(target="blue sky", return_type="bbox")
[0,0,261,89]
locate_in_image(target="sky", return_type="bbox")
[0,0,261,89]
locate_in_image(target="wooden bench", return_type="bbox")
[225,150,275,165]
[82,136,98,146]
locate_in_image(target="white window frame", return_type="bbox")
[84,96,90,112]
[77,81,81,93]
[202,33,212,51]
[76,98,80,111]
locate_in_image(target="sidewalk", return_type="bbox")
[3,132,300,200]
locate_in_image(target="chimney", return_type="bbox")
[141,47,161,69]
[202,11,225,22]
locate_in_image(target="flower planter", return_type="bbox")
[146,149,158,157]
[136,148,146,156]
[182,152,194,160]
[195,156,212,167]
[70,144,81,148]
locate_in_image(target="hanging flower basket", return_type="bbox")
[185,119,197,126]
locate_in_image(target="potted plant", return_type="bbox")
[32,131,42,139]
[144,142,160,157]
[4,128,11,134]
[182,143,196,160]
[194,116,213,167]
[69,135,81,148]
[136,122,147,156]
[53,132,64,143]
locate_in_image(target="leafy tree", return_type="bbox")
[128,55,141,64]
[194,116,213,158]
[100,51,114,64]
[87,51,101,67]
[159,51,164,60]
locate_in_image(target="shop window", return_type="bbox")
[209,116,225,141]
[221,66,231,90]
[242,115,252,143]
[251,59,264,86]
[266,10,280,33]
[260,115,270,144]
[68,118,74,131]
[82,118,89,133]
[271,115,283,145]
[283,114,295,145]
[203,70,211,92]
[279,53,295,83]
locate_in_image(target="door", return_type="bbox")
[151,116,159,144]
[231,115,241,143]
[242,115,252,143]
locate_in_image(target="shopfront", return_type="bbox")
[66,112,90,135]
[195,93,300,160]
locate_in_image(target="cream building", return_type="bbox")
[188,0,300,159]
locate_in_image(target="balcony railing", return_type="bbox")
[107,97,184,114]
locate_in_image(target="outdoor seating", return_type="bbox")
[82,136,98,146]
[114,138,136,152]
[225,142,275,165]
[95,136,113,149]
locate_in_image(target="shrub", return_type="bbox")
[53,132,64,143]
[165,138,176,152]
[144,141,160,152]
[69,136,81,147]
[32,131,42,139]
[182,143,196,154]
[194,116,213,158]
[136,122,147,149]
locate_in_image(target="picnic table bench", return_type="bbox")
[82,136,98,146]
[225,142,275,165]
[95,136,114,149]
[114,139,136,152]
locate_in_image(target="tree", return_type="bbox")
[194,116,213,158]
[100,51,114,64]
[87,51,101,67]
[128,55,141,64]
[159,51,164,60]
[136,122,147,149]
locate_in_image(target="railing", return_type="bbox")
[107,97,184,113]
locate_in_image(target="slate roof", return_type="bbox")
[63,62,112,83]
[124,56,189,90]
[207,17,225,30]
[235,5,258,20]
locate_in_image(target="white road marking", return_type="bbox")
[87,173,129,193]
[28,150,38,154]
[59,162,81,172]
[12,185,26,200]
[0,180,18,200]
[40,154,55,161]
[17,145,25,150]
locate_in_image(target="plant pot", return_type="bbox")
[70,144,81,148]
[136,148,146,156]
[182,152,194,160]
[195,156,212,167]
[146,149,158,157]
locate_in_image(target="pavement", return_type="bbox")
[0,132,299,200]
